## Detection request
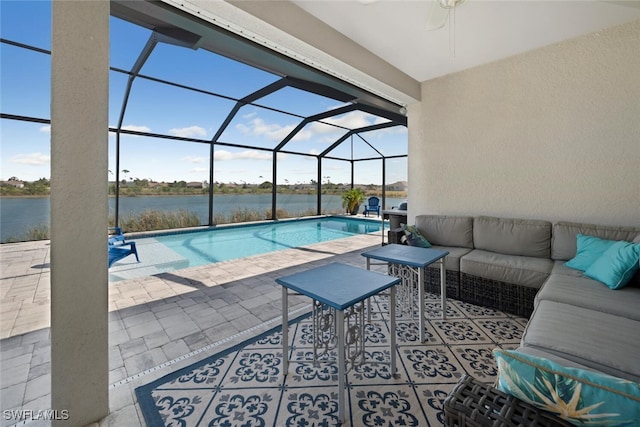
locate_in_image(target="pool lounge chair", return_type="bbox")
[108,227,140,267]
[108,226,126,245]
[363,196,380,217]
[108,241,139,268]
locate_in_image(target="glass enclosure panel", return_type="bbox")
[351,136,384,160]
[0,119,51,242]
[219,105,304,150]
[320,158,350,215]
[276,154,318,218]
[256,86,345,117]
[114,135,210,227]
[122,77,235,140]
[141,43,280,98]
[212,145,274,223]
[110,16,153,71]
[281,120,349,155]
[1,119,51,182]
[318,109,388,130]
[355,159,382,189]
[323,134,356,160]
[109,71,129,127]
[0,1,51,49]
[0,44,50,119]
[360,126,408,157]
[384,157,408,209]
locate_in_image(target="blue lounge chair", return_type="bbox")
[363,196,381,217]
[108,242,139,268]
[108,227,126,246]
[108,227,139,267]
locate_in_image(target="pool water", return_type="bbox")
[151,216,383,266]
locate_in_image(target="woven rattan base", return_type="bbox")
[459,274,537,318]
[425,267,460,299]
[444,375,572,427]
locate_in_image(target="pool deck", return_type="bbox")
[0,229,386,426]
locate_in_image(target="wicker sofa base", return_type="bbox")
[425,267,460,299]
[444,375,572,427]
[459,273,538,318]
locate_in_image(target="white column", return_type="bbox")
[51,1,110,425]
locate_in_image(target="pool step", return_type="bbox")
[108,238,189,282]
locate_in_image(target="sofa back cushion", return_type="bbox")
[415,215,473,248]
[551,221,640,261]
[473,216,551,258]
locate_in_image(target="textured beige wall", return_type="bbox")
[410,19,640,227]
[51,1,109,424]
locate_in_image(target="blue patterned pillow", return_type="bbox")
[402,224,431,248]
[584,241,640,290]
[564,234,617,272]
[494,349,640,426]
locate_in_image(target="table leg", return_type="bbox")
[440,259,447,320]
[337,309,345,423]
[418,266,425,342]
[282,287,289,374]
[390,285,398,378]
[366,258,372,322]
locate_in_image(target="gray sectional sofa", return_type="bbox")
[416,215,640,317]
[412,215,640,424]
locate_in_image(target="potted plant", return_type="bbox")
[341,188,366,215]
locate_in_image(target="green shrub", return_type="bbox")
[2,223,50,243]
[113,209,201,232]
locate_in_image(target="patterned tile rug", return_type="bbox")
[135,294,527,426]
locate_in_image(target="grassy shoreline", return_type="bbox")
[1,206,351,243]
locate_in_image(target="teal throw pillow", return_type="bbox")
[584,241,640,290]
[494,348,640,426]
[564,234,617,272]
[402,224,431,248]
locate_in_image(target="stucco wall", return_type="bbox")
[410,19,640,227]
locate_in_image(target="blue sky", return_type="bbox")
[1,1,407,185]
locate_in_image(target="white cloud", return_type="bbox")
[320,110,374,129]
[236,118,297,142]
[39,125,51,133]
[214,149,281,161]
[11,152,50,166]
[121,124,151,133]
[169,125,207,138]
[234,111,403,146]
[189,167,208,174]
[182,156,207,164]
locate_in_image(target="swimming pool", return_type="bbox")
[133,216,384,267]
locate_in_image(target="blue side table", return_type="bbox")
[362,244,449,342]
[276,262,401,423]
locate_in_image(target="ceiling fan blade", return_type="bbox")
[426,0,450,31]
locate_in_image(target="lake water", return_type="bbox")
[0,194,405,242]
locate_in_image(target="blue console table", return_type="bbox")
[362,244,449,342]
[276,262,400,423]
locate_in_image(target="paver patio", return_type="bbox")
[0,232,384,426]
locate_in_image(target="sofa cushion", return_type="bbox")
[494,348,640,426]
[550,260,584,277]
[551,221,640,261]
[520,300,640,382]
[535,271,640,321]
[415,215,473,248]
[428,245,472,272]
[460,249,552,289]
[473,216,551,258]
[563,234,618,271]
[584,241,640,290]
